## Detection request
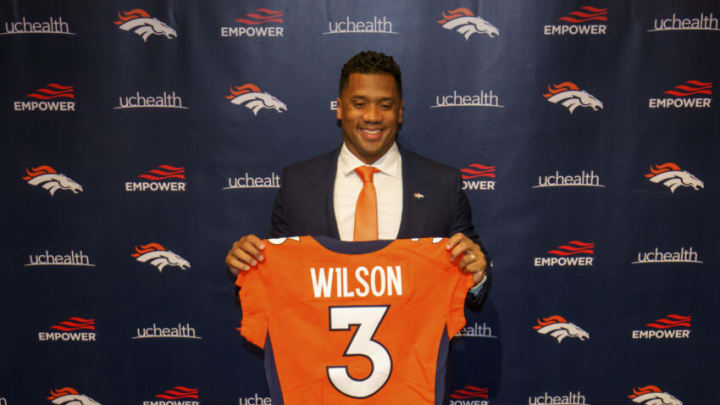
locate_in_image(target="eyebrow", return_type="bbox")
[350,96,396,102]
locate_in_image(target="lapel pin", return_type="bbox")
[414,192,425,199]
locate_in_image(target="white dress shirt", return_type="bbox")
[332,142,487,290]
[334,142,403,241]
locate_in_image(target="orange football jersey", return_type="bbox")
[236,236,473,404]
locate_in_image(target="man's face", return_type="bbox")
[337,73,403,164]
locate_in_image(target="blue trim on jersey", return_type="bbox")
[313,235,394,254]
[264,335,284,405]
[435,326,450,405]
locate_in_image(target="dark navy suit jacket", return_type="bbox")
[268,145,489,305]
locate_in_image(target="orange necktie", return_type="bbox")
[353,166,380,241]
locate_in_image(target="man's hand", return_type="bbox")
[226,234,266,276]
[446,233,487,284]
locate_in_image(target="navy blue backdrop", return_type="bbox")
[2,1,718,404]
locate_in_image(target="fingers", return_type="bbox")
[446,232,487,273]
[446,233,473,262]
[225,234,266,274]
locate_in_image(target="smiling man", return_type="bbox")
[226,50,489,289]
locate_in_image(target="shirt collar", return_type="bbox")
[338,142,401,177]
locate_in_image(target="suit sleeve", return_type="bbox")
[269,167,291,238]
[448,170,480,244]
[448,170,492,308]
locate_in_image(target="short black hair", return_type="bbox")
[339,50,402,98]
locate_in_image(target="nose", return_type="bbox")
[362,104,381,122]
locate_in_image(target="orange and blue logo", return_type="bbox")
[24,165,83,196]
[533,315,590,343]
[438,8,498,39]
[132,243,190,272]
[227,84,287,115]
[645,162,703,192]
[47,387,101,405]
[114,9,176,41]
[543,82,603,113]
[629,386,682,405]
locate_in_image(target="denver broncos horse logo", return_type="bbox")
[438,8,499,39]
[23,165,83,196]
[629,385,683,405]
[227,84,287,115]
[533,315,590,343]
[131,243,191,272]
[645,162,703,193]
[114,9,177,42]
[48,387,101,405]
[543,82,603,113]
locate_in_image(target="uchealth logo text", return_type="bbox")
[48,387,101,405]
[533,315,590,343]
[633,246,702,265]
[632,314,691,340]
[143,387,199,405]
[324,16,396,35]
[456,322,497,338]
[224,172,281,190]
[133,323,201,340]
[238,394,271,405]
[431,90,503,109]
[221,8,284,38]
[544,82,603,113]
[1,16,74,36]
[115,91,187,110]
[132,243,190,272]
[114,9,176,42]
[125,165,186,192]
[438,8,498,39]
[448,386,488,405]
[227,84,287,115]
[544,6,608,36]
[649,12,719,33]
[533,170,604,188]
[534,241,594,267]
[648,80,712,109]
[629,385,682,405]
[14,83,75,112]
[38,317,96,342]
[25,250,94,268]
[461,164,496,191]
[528,391,588,405]
[24,165,83,196]
[645,162,703,193]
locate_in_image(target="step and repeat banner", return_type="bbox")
[2,0,718,404]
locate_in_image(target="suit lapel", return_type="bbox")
[308,147,341,239]
[397,146,431,238]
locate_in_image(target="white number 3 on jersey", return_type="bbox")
[327,306,392,398]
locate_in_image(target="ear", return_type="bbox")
[398,99,404,123]
[336,97,343,120]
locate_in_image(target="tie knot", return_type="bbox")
[355,166,379,183]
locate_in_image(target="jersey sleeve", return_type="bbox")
[236,265,270,349]
[447,268,474,338]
